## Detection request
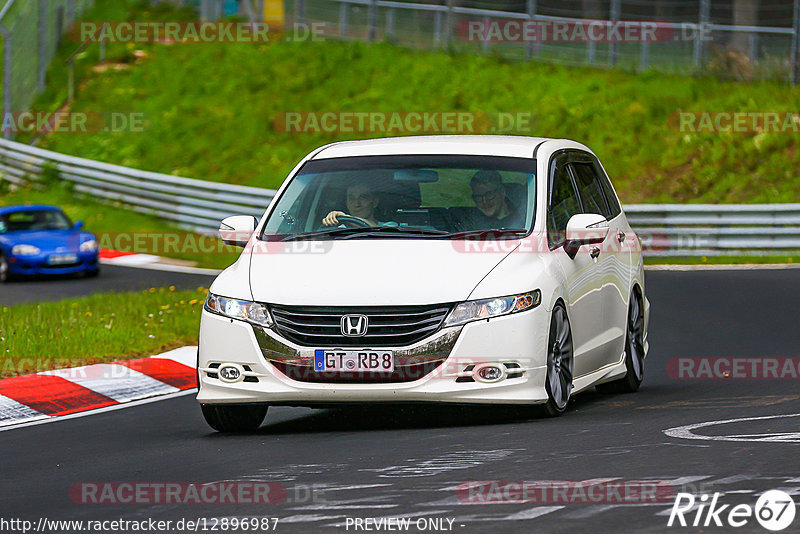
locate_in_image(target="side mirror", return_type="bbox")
[219,215,258,247]
[74,221,84,230]
[564,213,608,258]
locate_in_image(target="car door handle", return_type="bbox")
[617,231,626,243]
[590,246,601,259]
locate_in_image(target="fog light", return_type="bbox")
[474,364,505,383]
[218,365,242,383]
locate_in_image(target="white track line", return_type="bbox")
[664,413,800,443]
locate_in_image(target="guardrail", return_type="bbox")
[0,138,275,233]
[0,138,797,256]
[624,204,800,257]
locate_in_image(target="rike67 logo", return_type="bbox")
[668,490,796,531]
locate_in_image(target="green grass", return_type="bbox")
[0,287,205,377]
[0,182,241,270]
[24,2,800,204]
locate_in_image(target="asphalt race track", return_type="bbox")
[1,269,799,533]
[0,265,215,305]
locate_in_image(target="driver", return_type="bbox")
[322,181,396,227]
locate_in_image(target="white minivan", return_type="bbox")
[197,135,649,432]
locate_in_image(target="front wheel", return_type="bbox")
[536,304,574,417]
[201,404,268,432]
[0,254,9,283]
[597,290,645,394]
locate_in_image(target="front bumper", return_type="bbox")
[197,305,550,406]
[7,251,99,276]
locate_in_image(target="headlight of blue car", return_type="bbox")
[11,244,40,256]
[80,240,98,252]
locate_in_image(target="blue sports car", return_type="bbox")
[0,205,100,282]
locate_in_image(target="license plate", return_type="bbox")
[47,253,78,265]
[314,350,394,372]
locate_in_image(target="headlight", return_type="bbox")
[80,240,98,252]
[443,290,541,327]
[204,293,273,327]
[11,244,40,256]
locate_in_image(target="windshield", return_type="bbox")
[0,209,72,233]
[260,155,536,240]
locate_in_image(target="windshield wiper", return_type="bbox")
[279,227,366,241]
[338,226,450,239]
[445,229,529,239]
[279,226,450,241]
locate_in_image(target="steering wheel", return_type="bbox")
[336,215,371,228]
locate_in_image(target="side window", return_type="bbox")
[593,158,622,218]
[570,162,611,219]
[547,155,581,247]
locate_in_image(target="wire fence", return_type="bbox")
[284,0,800,84]
[0,0,95,140]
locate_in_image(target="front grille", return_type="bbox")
[269,304,452,347]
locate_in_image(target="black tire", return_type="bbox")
[535,303,574,417]
[596,290,645,394]
[0,253,10,283]
[201,404,268,433]
[85,266,100,278]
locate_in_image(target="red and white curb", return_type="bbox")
[0,346,197,428]
[98,249,220,275]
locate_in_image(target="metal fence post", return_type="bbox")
[588,40,595,65]
[640,39,650,71]
[526,0,537,59]
[481,17,489,53]
[433,10,442,47]
[38,0,47,92]
[694,0,710,70]
[339,3,348,38]
[0,25,11,140]
[445,0,454,49]
[792,0,800,85]
[295,0,305,26]
[367,0,377,42]
[609,0,620,67]
[748,33,758,65]
[385,8,394,41]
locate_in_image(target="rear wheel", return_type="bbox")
[201,404,268,432]
[597,290,645,394]
[536,304,573,417]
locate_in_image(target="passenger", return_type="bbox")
[469,170,525,228]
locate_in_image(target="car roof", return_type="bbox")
[0,205,63,215]
[312,135,561,159]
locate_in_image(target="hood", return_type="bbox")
[1,229,93,252]
[247,238,520,306]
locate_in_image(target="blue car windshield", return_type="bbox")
[0,210,72,233]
